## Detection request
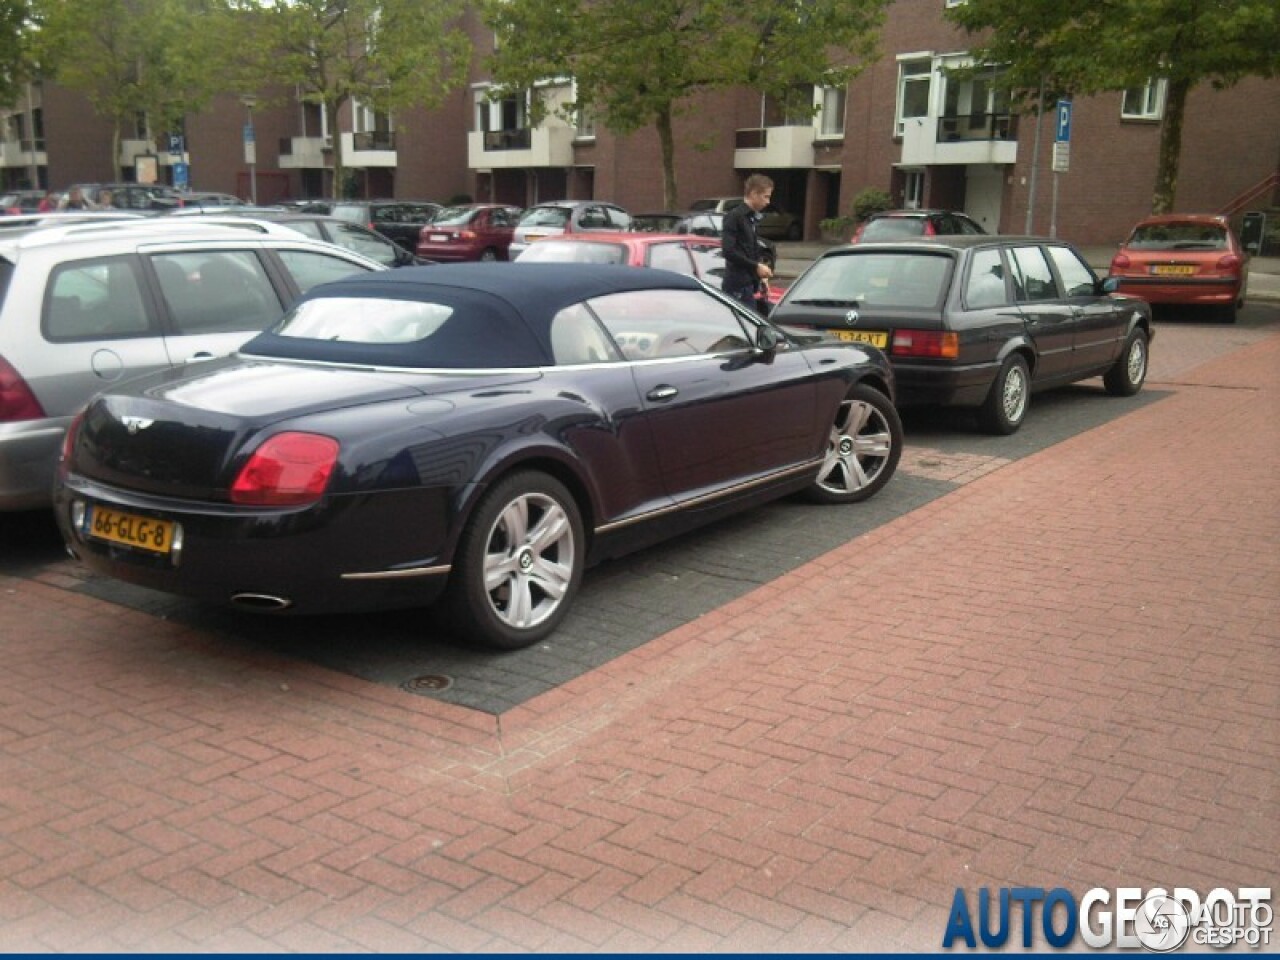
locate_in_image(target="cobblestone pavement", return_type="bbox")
[1,313,1277,951]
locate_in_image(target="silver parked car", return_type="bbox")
[0,219,386,510]
[508,201,632,258]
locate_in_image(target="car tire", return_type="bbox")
[480,247,498,262]
[1218,301,1238,324]
[1103,327,1149,396]
[806,384,902,504]
[978,353,1030,435]
[445,471,584,650]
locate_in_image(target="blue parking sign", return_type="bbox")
[1056,100,1072,143]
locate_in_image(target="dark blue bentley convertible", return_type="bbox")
[55,264,901,649]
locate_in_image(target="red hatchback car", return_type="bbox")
[1108,214,1249,322]
[415,203,522,261]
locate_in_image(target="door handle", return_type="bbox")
[646,385,678,402]
[185,352,215,362]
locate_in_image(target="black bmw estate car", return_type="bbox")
[56,264,902,649]
[770,237,1153,433]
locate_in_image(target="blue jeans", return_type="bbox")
[724,282,757,309]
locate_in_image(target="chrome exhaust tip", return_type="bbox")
[230,592,293,611]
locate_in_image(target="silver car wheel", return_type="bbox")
[816,397,894,495]
[1126,336,1147,384]
[481,491,576,630]
[1002,362,1028,424]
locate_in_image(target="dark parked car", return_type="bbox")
[630,212,685,233]
[328,200,442,251]
[770,237,1153,434]
[851,209,985,243]
[415,203,522,261]
[174,209,428,268]
[55,264,902,649]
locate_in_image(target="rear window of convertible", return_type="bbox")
[242,291,545,368]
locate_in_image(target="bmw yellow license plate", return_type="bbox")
[87,506,175,555]
[831,330,889,348]
[1151,264,1196,276]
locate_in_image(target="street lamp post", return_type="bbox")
[241,95,258,204]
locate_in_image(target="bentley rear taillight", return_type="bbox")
[230,432,339,506]
[891,330,959,359]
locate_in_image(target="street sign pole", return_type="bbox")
[1050,100,1072,238]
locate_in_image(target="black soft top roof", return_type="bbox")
[242,263,705,369]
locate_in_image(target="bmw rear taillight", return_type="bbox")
[230,432,339,506]
[850,223,865,243]
[922,221,937,236]
[891,330,959,359]
[0,355,45,422]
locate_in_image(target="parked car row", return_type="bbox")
[1,203,1179,651]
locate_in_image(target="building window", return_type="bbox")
[1121,79,1166,120]
[896,60,933,137]
[575,106,595,140]
[817,86,846,139]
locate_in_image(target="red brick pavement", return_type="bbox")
[2,332,1277,951]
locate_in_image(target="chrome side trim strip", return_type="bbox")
[595,459,820,535]
[341,564,452,581]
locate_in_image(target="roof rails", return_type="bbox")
[4,216,269,249]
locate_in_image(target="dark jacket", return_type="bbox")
[720,201,762,292]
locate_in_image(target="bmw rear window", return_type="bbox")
[788,251,953,309]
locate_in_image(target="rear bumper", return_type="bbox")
[0,419,66,510]
[892,359,1000,408]
[1111,276,1243,306]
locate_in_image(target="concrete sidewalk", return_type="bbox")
[1,330,1277,949]
[773,241,1280,302]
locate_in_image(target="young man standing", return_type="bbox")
[720,173,775,309]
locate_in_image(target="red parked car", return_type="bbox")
[1107,213,1249,322]
[851,209,986,243]
[416,203,523,261]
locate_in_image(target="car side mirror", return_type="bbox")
[754,325,781,354]
[1100,276,1120,294]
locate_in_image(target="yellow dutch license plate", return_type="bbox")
[831,330,889,348]
[87,506,175,555]
[1152,265,1196,276]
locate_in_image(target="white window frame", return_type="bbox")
[896,56,934,137]
[903,169,925,210]
[1121,78,1167,120]
[815,85,846,140]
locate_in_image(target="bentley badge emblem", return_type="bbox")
[120,416,154,434]
[844,309,860,327]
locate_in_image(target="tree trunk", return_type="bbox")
[1152,77,1191,214]
[656,101,678,211]
[328,97,347,198]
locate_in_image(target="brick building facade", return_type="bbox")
[3,0,1277,246]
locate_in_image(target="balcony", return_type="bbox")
[279,135,330,169]
[0,137,46,168]
[343,130,396,167]
[901,112,1019,167]
[468,124,574,170]
[733,125,816,169]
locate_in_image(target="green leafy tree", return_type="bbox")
[946,0,1280,213]
[235,0,470,198]
[0,0,35,107]
[483,0,890,210]
[30,0,239,178]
